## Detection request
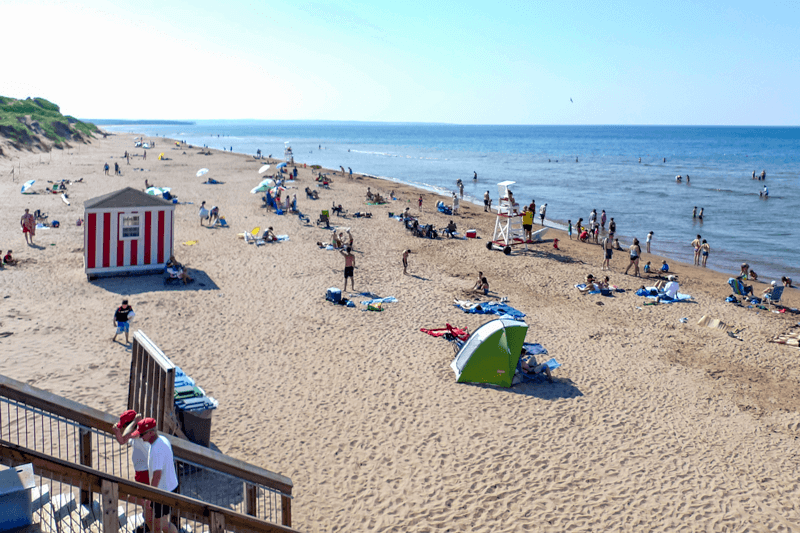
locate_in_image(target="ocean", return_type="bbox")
[102,122,800,281]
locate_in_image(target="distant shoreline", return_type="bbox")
[88,119,195,126]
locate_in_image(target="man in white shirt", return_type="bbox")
[132,418,179,533]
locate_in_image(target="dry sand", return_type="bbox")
[2,133,800,531]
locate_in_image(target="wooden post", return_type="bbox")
[101,480,119,533]
[80,427,92,504]
[281,495,292,528]
[209,511,225,533]
[245,483,257,516]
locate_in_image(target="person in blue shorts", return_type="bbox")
[113,300,135,344]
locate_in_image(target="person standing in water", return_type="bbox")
[692,206,697,218]
[698,207,704,220]
[473,171,477,181]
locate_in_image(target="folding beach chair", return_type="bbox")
[764,286,784,308]
[245,226,262,245]
[728,277,752,297]
[317,210,331,228]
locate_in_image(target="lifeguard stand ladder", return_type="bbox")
[284,142,294,164]
[487,180,527,255]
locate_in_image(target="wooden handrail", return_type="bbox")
[0,440,299,533]
[0,374,293,494]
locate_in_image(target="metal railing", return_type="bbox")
[1,440,298,533]
[0,374,293,527]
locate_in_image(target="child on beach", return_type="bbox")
[568,220,572,240]
[402,250,412,275]
[643,261,652,274]
[3,250,17,266]
[661,260,670,273]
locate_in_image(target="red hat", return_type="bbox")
[117,409,137,428]
[131,417,157,438]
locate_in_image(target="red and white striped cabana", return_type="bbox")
[84,187,175,279]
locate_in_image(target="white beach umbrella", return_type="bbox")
[196,168,209,177]
[258,164,271,174]
[21,180,35,193]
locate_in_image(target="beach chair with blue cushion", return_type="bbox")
[764,285,784,308]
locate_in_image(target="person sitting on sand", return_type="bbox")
[782,276,793,287]
[262,227,277,243]
[166,256,193,284]
[3,250,17,266]
[748,269,758,281]
[519,348,553,382]
[472,271,485,291]
[578,229,590,243]
[661,260,670,273]
[366,188,374,202]
[740,263,750,278]
[475,276,489,296]
[598,276,611,290]
[613,238,623,250]
[578,274,599,294]
[643,261,652,274]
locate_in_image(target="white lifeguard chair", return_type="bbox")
[488,181,526,254]
[284,141,294,164]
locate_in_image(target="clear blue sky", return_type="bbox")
[3,0,799,125]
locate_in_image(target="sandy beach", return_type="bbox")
[3,133,800,531]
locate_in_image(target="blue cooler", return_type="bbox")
[326,287,342,304]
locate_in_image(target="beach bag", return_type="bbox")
[326,287,342,304]
[51,220,60,228]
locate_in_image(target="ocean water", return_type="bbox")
[104,122,800,281]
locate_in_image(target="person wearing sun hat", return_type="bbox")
[132,418,179,533]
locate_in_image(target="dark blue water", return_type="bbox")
[105,122,800,281]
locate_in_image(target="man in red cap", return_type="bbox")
[132,418,179,533]
[112,410,151,531]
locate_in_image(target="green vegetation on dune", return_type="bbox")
[0,96,98,149]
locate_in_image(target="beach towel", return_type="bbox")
[643,287,692,303]
[453,300,526,320]
[276,235,290,242]
[360,296,398,306]
[574,284,619,296]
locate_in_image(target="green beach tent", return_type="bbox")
[450,319,529,387]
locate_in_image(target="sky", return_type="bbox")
[2,0,799,125]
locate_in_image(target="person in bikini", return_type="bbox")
[624,238,641,276]
[691,234,702,266]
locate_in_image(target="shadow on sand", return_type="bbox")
[91,270,220,296]
[466,377,583,400]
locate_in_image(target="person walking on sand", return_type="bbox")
[402,249,412,275]
[539,203,547,226]
[418,195,423,212]
[568,220,573,240]
[624,238,641,276]
[700,239,710,267]
[104,162,110,175]
[691,234,702,265]
[341,246,356,291]
[602,232,614,271]
[522,206,533,242]
[484,190,491,212]
[21,208,35,245]
[198,201,209,226]
[646,231,653,253]
[113,300,135,344]
[131,418,179,533]
[452,193,460,215]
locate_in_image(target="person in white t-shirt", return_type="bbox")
[112,410,151,530]
[132,418,179,533]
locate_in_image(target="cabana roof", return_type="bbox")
[85,187,172,209]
